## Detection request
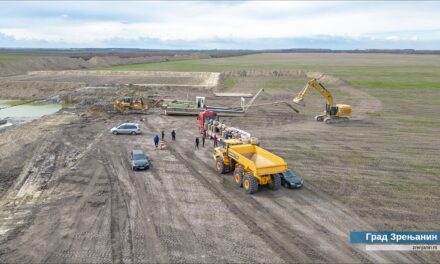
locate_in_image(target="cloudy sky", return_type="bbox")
[1,1,439,49]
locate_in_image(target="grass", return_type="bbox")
[0,55,24,62]
[61,103,74,109]
[1,100,27,106]
[223,78,238,90]
[350,80,440,90]
[263,79,308,90]
[0,51,27,62]
[98,53,440,91]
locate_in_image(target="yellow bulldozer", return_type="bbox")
[293,79,352,124]
[113,96,147,113]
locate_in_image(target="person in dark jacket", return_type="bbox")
[154,134,160,149]
[171,129,176,141]
[213,134,218,147]
[195,137,199,149]
[161,130,165,141]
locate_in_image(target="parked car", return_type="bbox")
[111,123,141,135]
[130,149,150,171]
[280,169,303,189]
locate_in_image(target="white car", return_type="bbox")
[111,123,142,135]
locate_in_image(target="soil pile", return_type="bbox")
[0,53,211,77]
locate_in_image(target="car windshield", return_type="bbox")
[284,170,294,177]
[133,154,146,160]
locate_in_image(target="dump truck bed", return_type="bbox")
[228,144,287,176]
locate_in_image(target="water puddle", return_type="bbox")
[0,100,62,129]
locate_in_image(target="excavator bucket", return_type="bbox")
[292,97,306,106]
[292,83,309,106]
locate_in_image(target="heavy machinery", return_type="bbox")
[164,88,265,116]
[199,110,259,144]
[113,96,147,113]
[213,140,288,194]
[198,110,218,133]
[293,79,352,124]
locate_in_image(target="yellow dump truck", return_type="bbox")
[213,140,288,194]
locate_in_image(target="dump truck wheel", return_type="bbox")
[243,174,258,194]
[269,174,281,190]
[215,157,226,174]
[233,168,244,187]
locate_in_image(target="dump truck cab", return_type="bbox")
[213,140,288,194]
[198,110,218,133]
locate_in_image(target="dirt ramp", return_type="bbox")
[27,70,221,88]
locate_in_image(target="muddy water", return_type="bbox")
[0,100,62,128]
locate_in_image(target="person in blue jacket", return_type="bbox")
[153,134,160,149]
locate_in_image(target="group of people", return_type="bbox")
[195,132,218,150]
[152,128,219,151]
[153,129,176,149]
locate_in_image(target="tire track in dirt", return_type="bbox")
[102,158,124,264]
[174,142,415,264]
[154,114,416,263]
[144,116,287,263]
[167,144,307,263]
[100,137,169,263]
[40,164,106,262]
[154,115,321,262]
[162,116,327,262]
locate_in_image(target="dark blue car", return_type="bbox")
[280,169,303,189]
[131,149,150,171]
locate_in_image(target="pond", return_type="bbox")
[0,100,62,128]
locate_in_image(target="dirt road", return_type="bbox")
[0,111,420,263]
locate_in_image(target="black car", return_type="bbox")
[280,169,303,189]
[131,149,150,171]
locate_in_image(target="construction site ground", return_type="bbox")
[0,53,439,263]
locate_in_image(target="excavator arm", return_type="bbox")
[293,79,334,107]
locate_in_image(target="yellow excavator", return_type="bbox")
[293,79,352,124]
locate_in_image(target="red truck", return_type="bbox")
[198,110,218,134]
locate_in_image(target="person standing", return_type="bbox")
[202,135,205,147]
[153,134,160,149]
[213,134,218,147]
[171,129,176,141]
[161,130,165,141]
[195,137,199,149]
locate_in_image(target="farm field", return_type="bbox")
[0,52,438,263]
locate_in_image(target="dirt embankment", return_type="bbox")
[0,80,84,100]
[0,53,211,77]
[0,70,220,101]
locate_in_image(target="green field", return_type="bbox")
[0,55,24,62]
[101,53,440,89]
[223,78,238,90]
